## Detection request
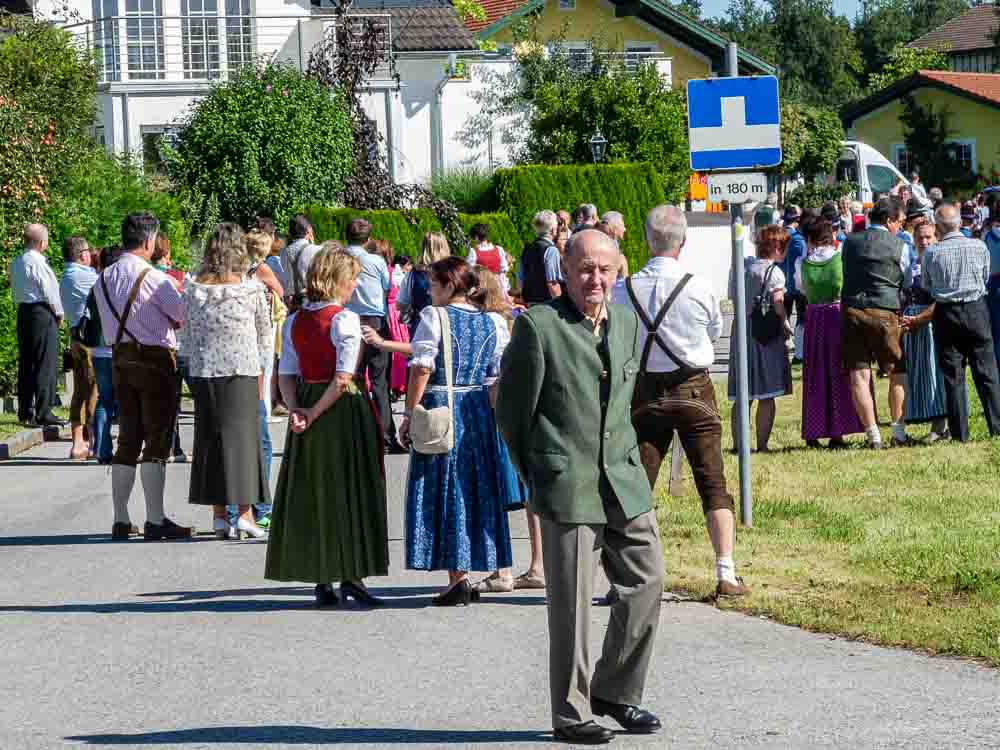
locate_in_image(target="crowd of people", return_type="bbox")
[8,180,1000,744]
[738,180,1000,451]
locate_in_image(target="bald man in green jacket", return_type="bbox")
[496,229,664,746]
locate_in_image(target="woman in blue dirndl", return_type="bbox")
[400,257,514,607]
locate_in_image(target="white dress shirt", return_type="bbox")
[10,249,64,316]
[278,303,363,376]
[611,256,721,372]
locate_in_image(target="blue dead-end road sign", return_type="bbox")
[687,76,781,171]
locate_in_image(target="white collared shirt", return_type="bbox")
[10,249,63,315]
[611,256,721,372]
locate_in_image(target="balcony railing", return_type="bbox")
[62,13,393,85]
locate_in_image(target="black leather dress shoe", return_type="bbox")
[553,721,614,745]
[314,583,339,608]
[37,415,66,427]
[591,697,661,734]
[340,581,385,607]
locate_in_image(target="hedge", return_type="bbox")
[301,207,522,260]
[493,163,668,272]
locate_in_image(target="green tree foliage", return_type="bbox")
[0,14,101,396]
[786,180,858,208]
[852,0,965,81]
[166,61,353,230]
[462,27,688,202]
[706,0,777,62]
[493,164,667,271]
[669,0,704,18]
[428,166,496,213]
[778,102,847,178]
[900,94,977,193]
[0,15,97,257]
[770,0,863,105]
[867,43,950,92]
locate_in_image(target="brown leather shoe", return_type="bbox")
[143,518,194,541]
[715,578,750,598]
[110,522,140,541]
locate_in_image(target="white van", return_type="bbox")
[832,141,909,207]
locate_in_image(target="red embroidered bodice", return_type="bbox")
[291,305,342,383]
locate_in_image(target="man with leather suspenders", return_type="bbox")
[612,205,749,599]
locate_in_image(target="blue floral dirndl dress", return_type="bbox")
[404,306,516,572]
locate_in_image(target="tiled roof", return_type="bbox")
[917,69,1000,104]
[910,4,1000,53]
[320,4,478,52]
[467,0,525,33]
[842,70,1000,127]
[387,6,478,50]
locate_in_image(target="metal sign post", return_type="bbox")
[686,46,783,529]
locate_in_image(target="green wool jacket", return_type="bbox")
[495,295,653,525]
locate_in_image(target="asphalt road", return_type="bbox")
[2,413,1000,749]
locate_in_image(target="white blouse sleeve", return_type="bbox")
[331,309,362,374]
[487,312,511,382]
[277,314,300,376]
[409,305,443,372]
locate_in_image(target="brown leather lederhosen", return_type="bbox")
[626,274,735,513]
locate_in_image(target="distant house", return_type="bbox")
[909,3,1000,74]
[27,0,502,183]
[842,70,1000,180]
[468,0,775,88]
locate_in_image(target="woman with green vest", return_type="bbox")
[795,218,864,447]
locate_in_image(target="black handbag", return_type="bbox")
[750,263,784,344]
[73,288,104,348]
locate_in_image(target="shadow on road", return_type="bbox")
[65,727,553,745]
[0,585,546,614]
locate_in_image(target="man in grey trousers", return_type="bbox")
[496,229,664,745]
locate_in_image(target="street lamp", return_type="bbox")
[589,130,608,163]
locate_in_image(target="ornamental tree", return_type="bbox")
[165,61,354,229]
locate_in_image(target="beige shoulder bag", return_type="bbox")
[410,306,454,454]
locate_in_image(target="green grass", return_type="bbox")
[0,407,71,440]
[657,368,1000,665]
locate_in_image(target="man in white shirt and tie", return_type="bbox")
[10,223,64,427]
[613,205,749,599]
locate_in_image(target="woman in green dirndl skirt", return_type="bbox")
[265,248,389,608]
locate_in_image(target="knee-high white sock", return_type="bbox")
[865,424,882,445]
[716,556,738,584]
[111,464,136,524]
[794,324,805,360]
[140,462,166,525]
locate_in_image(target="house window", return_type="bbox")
[947,139,976,173]
[624,43,656,72]
[558,0,576,9]
[142,125,182,173]
[92,0,120,82]
[951,52,995,73]
[182,0,221,79]
[566,43,590,71]
[225,0,253,71]
[891,144,912,176]
[126,0,165,80]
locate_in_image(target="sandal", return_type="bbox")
[513,572,546,590]
[474,572,515,593]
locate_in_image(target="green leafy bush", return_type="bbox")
[166,61,353,230]
[428,166,496,213]
[302,206,521,259]
[464,30,689,201]
[493,163,668,271]
[785,181,858,209]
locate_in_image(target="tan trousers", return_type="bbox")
[540,502,664,728]
[69,341,97,427]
